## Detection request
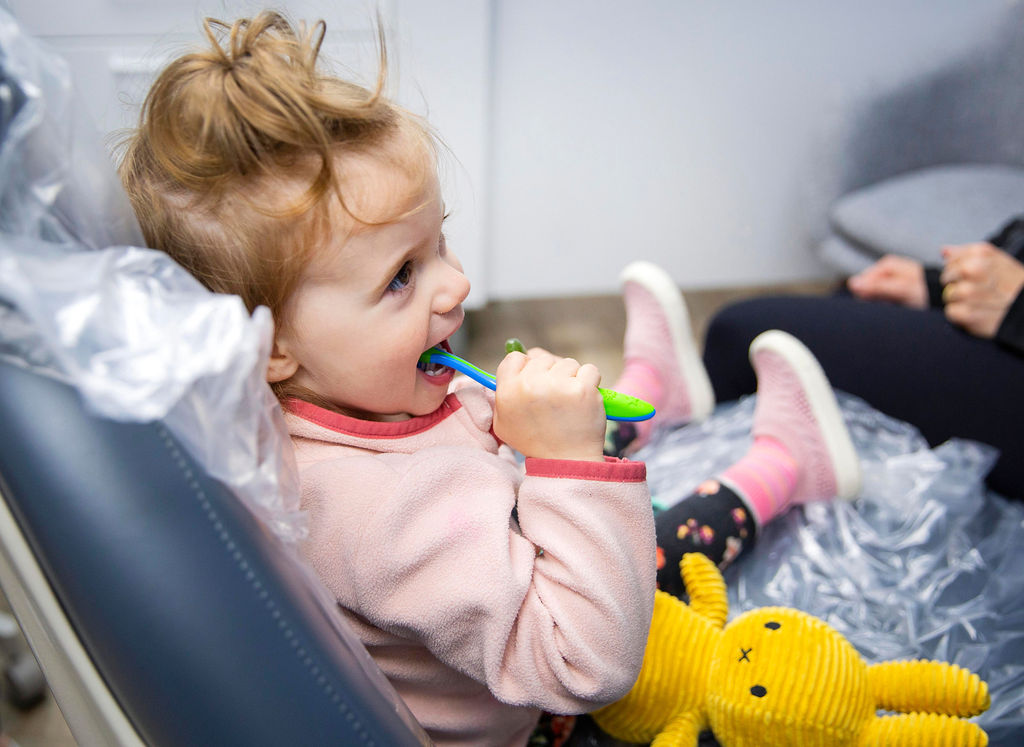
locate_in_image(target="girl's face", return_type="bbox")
[271,165,470,421]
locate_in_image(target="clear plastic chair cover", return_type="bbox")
[0,6,304,542]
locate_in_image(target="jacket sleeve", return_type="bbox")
[298,447,656,714]
[986,216,1024,259]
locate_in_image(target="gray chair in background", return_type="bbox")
[820,6,1024,273]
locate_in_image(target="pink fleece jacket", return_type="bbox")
[284,384,656,746]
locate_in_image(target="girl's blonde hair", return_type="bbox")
[119,11,435,400]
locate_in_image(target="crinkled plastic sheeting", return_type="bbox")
[635,393,1024,745]
[0,7,304,543]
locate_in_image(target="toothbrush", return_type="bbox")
[418,347,656,422]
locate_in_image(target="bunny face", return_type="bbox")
[706,607,873,745]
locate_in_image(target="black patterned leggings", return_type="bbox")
[652,480,755,597]
[607,422,757,598]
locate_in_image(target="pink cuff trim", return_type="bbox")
[524,456,646,482]
[285,395,462,438]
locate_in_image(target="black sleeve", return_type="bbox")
[995,289,1024,357]
[985,217,1024,355]
[986,217,1024,259]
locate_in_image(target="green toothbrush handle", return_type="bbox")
[504,338,654,422]
[598,387,655,422]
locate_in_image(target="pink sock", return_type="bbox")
[719,436,798,526]
[614,359,665,412]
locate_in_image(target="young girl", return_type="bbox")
[119,12,858,744]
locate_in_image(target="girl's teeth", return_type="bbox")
[418,360,446,376]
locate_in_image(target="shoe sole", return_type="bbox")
[749,330,861,499]
[620,261,715,421]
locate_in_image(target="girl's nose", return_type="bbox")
[433,258,470,314]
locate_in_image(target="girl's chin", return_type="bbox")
[361,377,451,421]
[417,383,452,411]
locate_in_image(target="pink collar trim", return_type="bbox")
[285,394,463,438]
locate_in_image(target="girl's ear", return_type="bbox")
[267,339,300,383]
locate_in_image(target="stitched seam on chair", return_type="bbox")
[155,424,379,745]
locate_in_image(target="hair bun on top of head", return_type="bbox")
[135,10,395,202]
[202,12,324,72]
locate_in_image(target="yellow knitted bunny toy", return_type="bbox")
[592,553,990,746]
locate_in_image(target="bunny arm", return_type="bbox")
[651,710,704,747]
[680,553,728,628]
[867,660,990,717]
[857,713,989,747]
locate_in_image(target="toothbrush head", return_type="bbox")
[418,345,655,422]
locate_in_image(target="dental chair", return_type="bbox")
[0,9,428,746]
[0,359,428,746]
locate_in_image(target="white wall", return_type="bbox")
[486,0,1014,297]
[391,1,491,305]
[7,0,492,305]
[8,0,1019,302]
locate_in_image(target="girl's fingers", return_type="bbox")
[575,362,602,388]
[524,347,558,370]
[496,350,528,379]
[526,346,554,359]
[550,357,582,376]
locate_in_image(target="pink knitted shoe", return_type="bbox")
[617,261,715,428]
[749,330,861,504]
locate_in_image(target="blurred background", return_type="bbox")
[7,0,1019,306]
[3,0,1023,742]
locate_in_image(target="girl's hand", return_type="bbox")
[847,254,928,309]
[492,347,607,462]
[940,243,1024,338]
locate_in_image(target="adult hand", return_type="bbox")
[847,254,928,309]
[940,243,1024,338]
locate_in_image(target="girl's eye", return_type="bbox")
[387,261,413,292]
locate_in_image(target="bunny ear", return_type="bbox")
[867,660,990,717]
[680,553,728,628]
[857,713,988,747]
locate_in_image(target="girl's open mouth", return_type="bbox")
[417,339,453,377]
